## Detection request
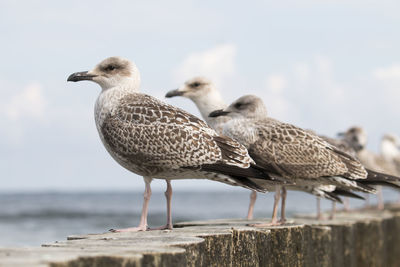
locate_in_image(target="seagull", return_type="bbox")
[67,57,278,232]
[380,134,400,176]
[209,95,400,225]
[338,127,399,209]
[165,77,258,219]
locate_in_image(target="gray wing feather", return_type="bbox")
[250,120,367,179]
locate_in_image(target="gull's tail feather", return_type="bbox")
[230,176,268,193]
[184,163,282,193]
[199,163,274,182]
[364,169,400,190]
[327,177,377,194]
[332,188,365,200]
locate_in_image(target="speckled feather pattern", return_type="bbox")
[320,135,357,157]
[97,92,253,179]
[223,117,368,181]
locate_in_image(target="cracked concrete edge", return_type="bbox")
[1,205,400,267]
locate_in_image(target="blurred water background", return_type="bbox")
[1,188,398,247]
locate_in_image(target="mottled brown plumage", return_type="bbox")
[319,135,357,158]
[211,96,368,189]
[213,96,400,192]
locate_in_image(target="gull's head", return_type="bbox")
[67,57,141,91]
[338,126,367,152]
[209,95,267,119]
[165,77,215,100]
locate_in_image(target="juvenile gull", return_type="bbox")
[67,57,277,232]
[339,127,399,209]
[166,77,258,219]
[210,95,373,224]
[209,95,388,225]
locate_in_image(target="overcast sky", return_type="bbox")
[1,0,400,192]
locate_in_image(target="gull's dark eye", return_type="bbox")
[105,65,116,72]
[234,102,243,109]
[191,82,201,88]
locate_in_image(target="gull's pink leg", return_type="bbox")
[246,191,257,220]
[343,197,350,211]
[110,177,152,232]
[150,180,173,230]
[329,201,336,220]
[376,186,384,210]
[279,187,287,223]
[165,180,173,228]
[316,197,324,220]
[249,186,281,227]
[364,193,370,209]
[270,186,281,225]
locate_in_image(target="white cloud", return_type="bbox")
[4,83,46,121]
[173,44,237,87]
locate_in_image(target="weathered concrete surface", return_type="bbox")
[1,204,400,267]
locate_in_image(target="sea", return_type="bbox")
[0,189,398,247]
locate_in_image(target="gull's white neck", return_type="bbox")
[190,89,227,124]
[222,118,258,148]
[95,83,139,130]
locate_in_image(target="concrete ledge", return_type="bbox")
[1,204,400,266]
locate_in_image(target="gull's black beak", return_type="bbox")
[67,71,97,82]
[165,89,184,98]
[209,109,230,118]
